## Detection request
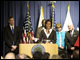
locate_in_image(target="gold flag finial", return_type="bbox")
[27,1,29,8]
[68,1,70,13]
[50,1,56,9]
[50,1,56,4]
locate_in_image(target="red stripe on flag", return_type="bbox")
[30,31,34,37]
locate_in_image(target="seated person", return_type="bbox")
[56,23,65,50]
[1,56,4,59]
[72,49,79,59]
[50,55,62,59]
[16,54,31,59]
[41,52,50,59]
[33,19,56,44]
[32,51,43,59]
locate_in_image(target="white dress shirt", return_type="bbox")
[44,28,52,38]
[70,30,74,36]
[9,24,14,30]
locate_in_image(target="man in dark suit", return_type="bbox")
[3,17,20,55]
[65,24,79,58]
[36,19,46,38]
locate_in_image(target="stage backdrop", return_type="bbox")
[1,1,79,56]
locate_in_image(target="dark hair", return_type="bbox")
[41,52,50,59]
[32,51,43,59]
[73,49,79,59]
[42,19,46,24]
[51,55,62,59]
[45,19,52,29]
[8,17,14,21]
[16,54,31,59]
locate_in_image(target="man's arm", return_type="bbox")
[65,33,72,49]
[36,28,40,38]
[11,27,20,51]
[3,28,12,48]
[15,27,20,46]
[37,30,43,43]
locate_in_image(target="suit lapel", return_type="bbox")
[48,30,53,38]
[73,30,75,35]
[8,26,13,35]
[68,31,72,38]
[14,26,16,42]
[68,30,75,38]
[43,30,47,38]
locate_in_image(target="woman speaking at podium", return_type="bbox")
[33,19,56,44]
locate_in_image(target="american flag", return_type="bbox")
[21,2,34,44]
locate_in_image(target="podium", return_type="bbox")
[19,44,58,58]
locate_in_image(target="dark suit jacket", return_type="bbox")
[3,25,20,55]
[38,29,56,43]
[36,26,43,38]
[65,30,79,49]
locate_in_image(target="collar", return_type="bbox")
[70,29,74,35]
[44,28,52,38]
[44,28,52,33]
[9,24,14,30]
[56,30,63,34]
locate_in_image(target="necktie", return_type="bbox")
[12,27,14,34]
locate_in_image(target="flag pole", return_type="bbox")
[27,1,30,43]
[41,1,42,6]
[41,1,43,22]
[68,1,70,25]
[68,1,70,13]
[50,1,56,29]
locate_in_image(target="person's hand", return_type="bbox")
[59,46,64,49]
[11,48,15,51]
[31,36,35,40]
[71,47,75,50]
[31,37,39,42]
[11,45,17,51]
[71,54,73,59]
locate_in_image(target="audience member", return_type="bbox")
[50,55,62,59]
[1,56,4,59]
[72,49,79,59]
[32,51,43,59]
[16,54,31,59]
[5,52,15,59]
[41,52,50,59]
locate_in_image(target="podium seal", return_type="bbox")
[32,44,45,54]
